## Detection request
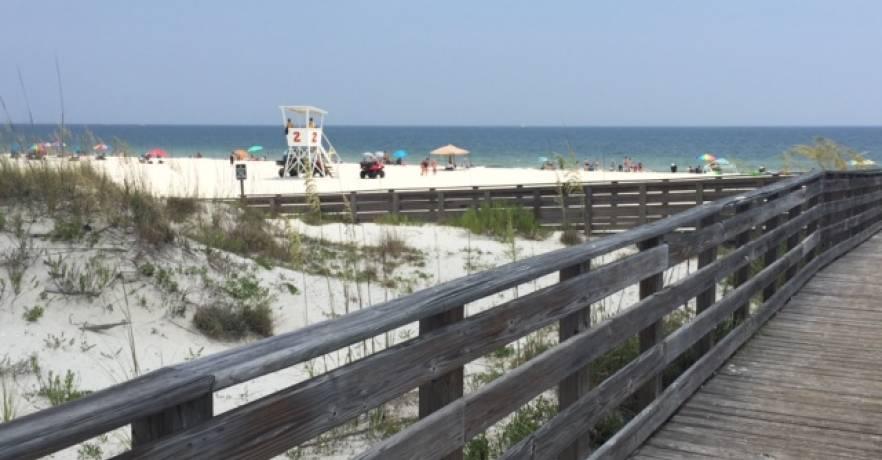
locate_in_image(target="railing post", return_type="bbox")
[784,195,804,283]
[269,195,280,215]
[695,212,719,355]
[472,186,480,209]
[558,262,591,460]
[660,179,670,218]
[419,308,465,460]
[637,237,664,409]
[532,189,542,221]
[131,393,213,447]
[732,202,752,324]
[696,182,705,206]
[583,185,593,238]
[389,189,399,215]
[762,193,781,301]
[437,189,446,222]
[638,184,648,224]
[610,182,619,229]
[429,187,437,220]
[349,191,358,223]
[560,187,570,229]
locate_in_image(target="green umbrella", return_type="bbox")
[248,145,264,153]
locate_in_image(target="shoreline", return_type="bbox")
[3,156,724,199]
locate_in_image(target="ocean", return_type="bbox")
[5,125,882,171]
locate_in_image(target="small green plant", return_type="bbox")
[193,273,275,339]
[22,305,44,322]
[452,201,548,240]
[138,262,156,278]
[1,376,17,422]
[44,255,116,297]
[165,196,201,223]
[559,228,584,246]
[50,215,86,241]
[77,441,103,460]
[375,214,424,226]
[37,369,90,406]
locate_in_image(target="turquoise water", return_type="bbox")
[6,125,882,171]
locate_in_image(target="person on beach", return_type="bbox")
[229,152,235,165]
[285,119,294,134]
[308,118,316,128]
[430,159,438,175]
[420,158,429,175]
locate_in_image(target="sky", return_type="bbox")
[2,0,881,126]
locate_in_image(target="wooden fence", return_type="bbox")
[2,170,881,460]
[243,175,781,233]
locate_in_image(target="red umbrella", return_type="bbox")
[145,148,169,159]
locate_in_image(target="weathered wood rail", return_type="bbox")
[2,170,880,460]
[243,175,781,233]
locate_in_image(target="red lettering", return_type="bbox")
[293,132,301,142]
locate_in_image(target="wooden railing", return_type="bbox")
[243,175,781,233]
[2,170,881,460]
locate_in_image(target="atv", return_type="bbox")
[360,159,385,179]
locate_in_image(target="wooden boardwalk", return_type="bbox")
[633,233,882,460]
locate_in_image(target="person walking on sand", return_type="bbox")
[430,158,438,175]
[420,158,429,176]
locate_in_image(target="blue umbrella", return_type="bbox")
[393,150,408,159]
[247,145,264,153]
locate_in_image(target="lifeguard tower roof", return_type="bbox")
[279,105,328,115]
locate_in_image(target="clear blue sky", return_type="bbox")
[2,0,881,126]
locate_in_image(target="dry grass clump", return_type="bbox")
[0,159,174,247]
[192,273,275,340]
[165,196,201,223]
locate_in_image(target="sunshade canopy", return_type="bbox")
[430,144,470,156]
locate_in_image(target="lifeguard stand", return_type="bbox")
[278,105,340,178]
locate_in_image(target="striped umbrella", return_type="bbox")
[697,153,716,162]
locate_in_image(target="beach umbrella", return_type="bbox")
[233,149,249,161]
[430,144,470,156]
[93,143,109,152]
[146,148,169,159]
[697,153,716,162]
[715,158,731,165]
[393,150,408,159]
[29,143,44,152]
[247,145,263,153]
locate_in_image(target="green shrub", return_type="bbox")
[559,228,584,246]
[193,207,282,261]
[44,255,116,297]
[165,196,201,223]
[193,273,275,339]
[452,202,548,240]
[38,370,90,406]
[50,215,86,241]
[138,262,156,277]
[22,305,44,322]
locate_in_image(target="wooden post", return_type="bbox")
[784,200,803,283]
[532,189,542,221]
[732,202,752,324]
[558,262,591,460]
[349,191,358,224]
[560,188,570,229]
[131,393,213,447]
[429,188,437,220]
[610,182,619,229]
[583,185,593,237]
[472,186,480,209]
[419,307,465,460]
[437,190,446,222]
[762,193,781,301]
[695,212,719,355]
[638,184,648,224]
[389,189,400,215]
[661,179,670,218]
[269,195,279,216]
[637,237,663,409]
[696,182,705,206]
[515,184,524,208]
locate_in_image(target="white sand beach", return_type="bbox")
[82,157,702,198]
